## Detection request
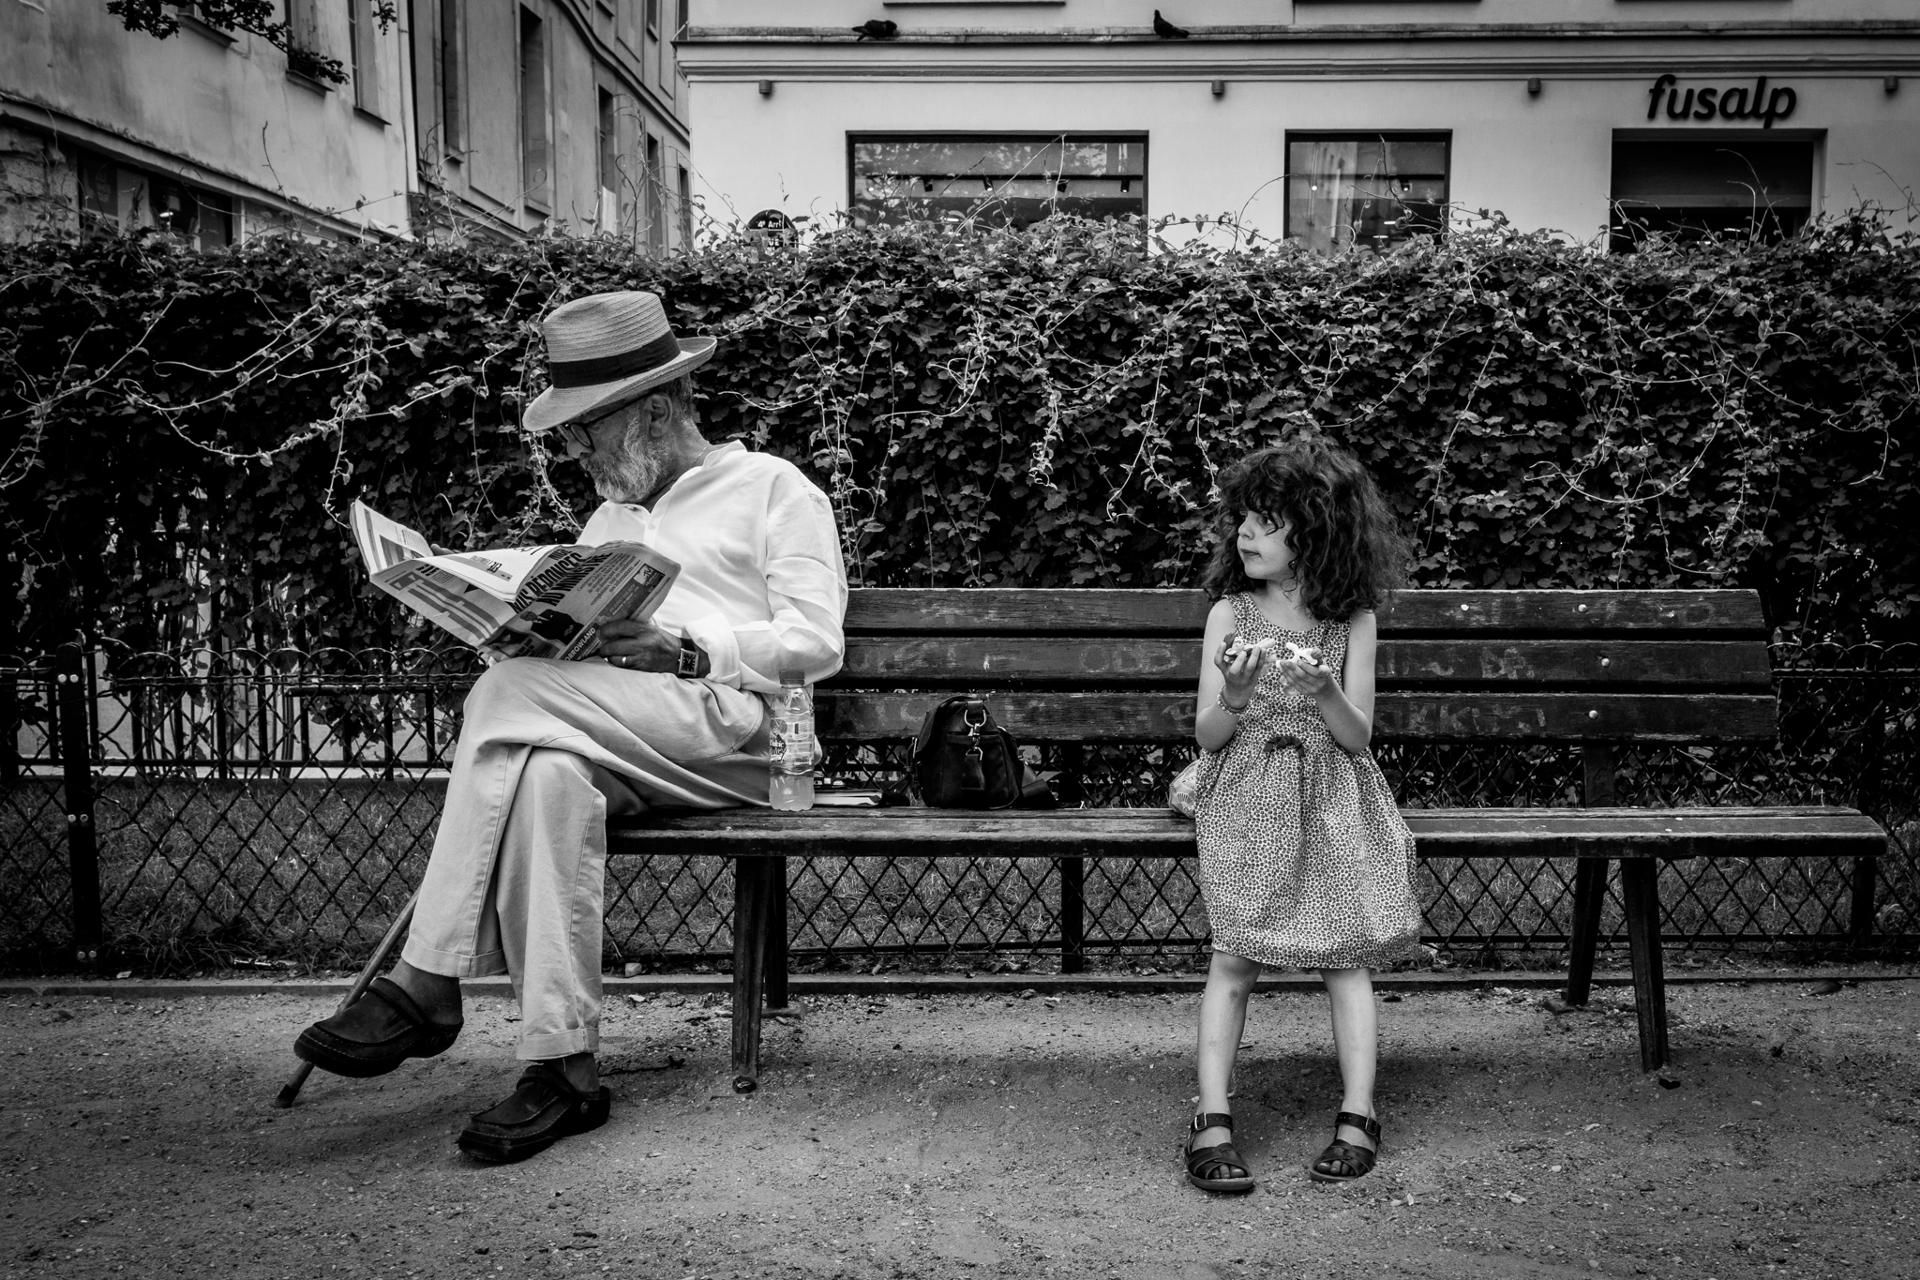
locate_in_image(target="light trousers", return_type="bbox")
[400,658,769,1060]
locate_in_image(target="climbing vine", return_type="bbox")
[2,209,1916,656]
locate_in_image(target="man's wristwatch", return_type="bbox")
[676,634,706,678]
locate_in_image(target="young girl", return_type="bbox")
[1181,436,1420,1194]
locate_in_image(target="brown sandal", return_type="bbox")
[1307,1110,1381,1183]
[1184,1112,1255,1193]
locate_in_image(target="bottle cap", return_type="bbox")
[778,668,805,685]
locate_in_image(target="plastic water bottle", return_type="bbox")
[768,668,816,811]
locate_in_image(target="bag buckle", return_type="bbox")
[962,705,988,757]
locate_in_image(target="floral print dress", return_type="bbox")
[1191,593,1421,970]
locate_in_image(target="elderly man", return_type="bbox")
[294,290,848,1161]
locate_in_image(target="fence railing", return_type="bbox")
[3,640,1915,974]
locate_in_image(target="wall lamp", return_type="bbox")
[1210,79,1226,98]
[1886,76,1901,97]
[758,79,774,97]
[1527,77,1542,97]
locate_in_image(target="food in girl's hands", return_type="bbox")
[1282,641,1321,666]
[1223,634,1279,662]
[1223,634,1319,666]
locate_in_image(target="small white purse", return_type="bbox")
[1167,759,1202,818]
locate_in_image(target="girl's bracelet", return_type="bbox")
[1216,692,1250,716]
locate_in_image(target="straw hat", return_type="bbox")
[521,290,717,433]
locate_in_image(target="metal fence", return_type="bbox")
[3,640,1915,975]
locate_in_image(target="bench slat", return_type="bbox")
[843,589,1765,636]
[814,690,1779,741]
[609,805,1885,860]
[830,638,1770,690]
[1379,589,1765,635]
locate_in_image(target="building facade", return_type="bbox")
[677,0,1920,249]
[0,0,694,247]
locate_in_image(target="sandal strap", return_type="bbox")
[1190,1112,1234,1135]
[1314,1139,1377,1176]
[1333,1110,1381,1144]
[1187,1140,1249,1180]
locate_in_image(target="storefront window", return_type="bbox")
[1285,133,1449,253]
[849,135,1146,228]
[1610,137,1814,251]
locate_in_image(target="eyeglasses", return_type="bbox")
[553,401,628,452]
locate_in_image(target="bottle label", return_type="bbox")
[769,716,814,772]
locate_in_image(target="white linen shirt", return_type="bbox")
[577,441,848,695]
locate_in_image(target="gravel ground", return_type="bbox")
[2,976,1917,1279]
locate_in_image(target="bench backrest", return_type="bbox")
[818,588,1777,748]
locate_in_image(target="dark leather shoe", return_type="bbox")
[457,1062,611,1163]
[294,976,462,1078]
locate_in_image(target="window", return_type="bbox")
[678,164,693,247]
[284,0,323,80]
[347,0,381,116]
[849,135,1148,229]
[77,154,119,231]
[1610,137,1814,251]
[676,0,687,36]
[438,0,465,156]
[645,133,664,252]
[597,89,619,232]
[1285,133,1449,253]
[519,6,550,209]
[645,0,659,34]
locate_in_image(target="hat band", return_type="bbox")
[548,329,685,388]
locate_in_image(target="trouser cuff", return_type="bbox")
[399,942,508,980]
[516,1027,599,1061]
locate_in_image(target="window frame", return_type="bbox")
[347,0,383,120]
[437,0,466,159]
[845,131,1150,230]
[1282,129,1452,254]
[518,5,552,214]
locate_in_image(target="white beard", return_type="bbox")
[584,432,666,504]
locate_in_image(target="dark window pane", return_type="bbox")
[1610,138,1814,251]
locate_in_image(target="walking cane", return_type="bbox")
[272,888,419,1109]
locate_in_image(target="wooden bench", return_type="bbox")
[611,587,1887,1089]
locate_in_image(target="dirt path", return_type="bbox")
[3,978,1917,1279]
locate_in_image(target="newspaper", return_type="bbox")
[349,500,680,661]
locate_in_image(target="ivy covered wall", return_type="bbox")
[2,212,1916,654]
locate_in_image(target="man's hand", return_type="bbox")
[595,618,679,672]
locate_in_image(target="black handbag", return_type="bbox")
[907,695,1054,809]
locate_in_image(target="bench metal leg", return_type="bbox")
[1619,860,1670,1072]
[764,855,790,1013]
[1057,855,1086,974]
[1564,857,1608,1007]
[730,858,773,1091]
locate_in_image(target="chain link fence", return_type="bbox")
[3,640,1914,975]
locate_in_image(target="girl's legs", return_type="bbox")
[1320,966,1380,1153]
[1194,950,1264,1147]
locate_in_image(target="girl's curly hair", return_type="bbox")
[1200,436,1409,620]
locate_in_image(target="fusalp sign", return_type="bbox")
[1645,75,1799,129]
